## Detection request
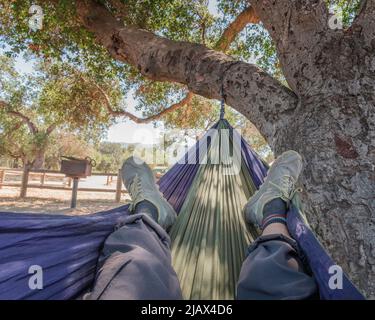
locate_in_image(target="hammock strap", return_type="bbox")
[220,86,225,119]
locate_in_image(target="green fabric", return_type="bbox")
[170,120,260,299]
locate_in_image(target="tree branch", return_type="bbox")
[0,123,25,160]
[249,0,331,93]
[46,123,57,135]
[5,149,23,160]
[75,0,297,143]
[0,100,38,134]
[93,79,194,123]
[75,5,261,124]
[352,0,375,46]
[215,6,260,52]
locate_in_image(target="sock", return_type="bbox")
[134,200,158,222]
[261,198,287,230]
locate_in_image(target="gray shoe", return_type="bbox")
[121,156,177,230]
[243,150,303,227]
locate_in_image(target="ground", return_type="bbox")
[0,186,130,215]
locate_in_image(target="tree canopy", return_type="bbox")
[0,54,116,167]
[0,1,361,132]
[0,1,277,126]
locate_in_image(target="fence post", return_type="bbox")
[20,165,30,198]
[115,169,122,202]
[0,169,4,189]
[40,172,46,186]
[70,177,79,209]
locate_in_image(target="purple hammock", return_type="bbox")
[0,120,364,300]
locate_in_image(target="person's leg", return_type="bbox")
[84,157,182,300]
[237,151,318,300]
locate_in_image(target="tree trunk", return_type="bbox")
[276,93,375,298]
[20,163,31,199]
[32,149,45,170]
[74,0,375,297]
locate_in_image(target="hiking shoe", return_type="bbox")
[243,150,303,228]
[121,156,177,230]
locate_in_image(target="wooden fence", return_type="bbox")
[0,167,127,202]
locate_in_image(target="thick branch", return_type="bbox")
[215,6,259,52]
[76,1,297,142]
[249,0,330,94]
[0,100,38,134]
[352,0,375,46]
[95,6,257,123]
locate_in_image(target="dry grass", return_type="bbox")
[0,187,130,216]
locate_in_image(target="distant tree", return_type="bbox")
[95,142,126,173]
[44,132,95,170]
[0,55,115,169]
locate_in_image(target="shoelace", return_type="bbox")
[269,175,299,200]
[128,174,143,210]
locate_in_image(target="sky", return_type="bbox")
[1,0,220,145]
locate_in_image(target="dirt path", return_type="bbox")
[0,187,130,215]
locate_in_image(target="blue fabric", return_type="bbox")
[287,205,365,300]
[0,205,130,300]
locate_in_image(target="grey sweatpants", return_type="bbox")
[84,213,317,300]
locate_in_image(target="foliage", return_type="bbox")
[0,0,362,163]
[328,0,362,27]
[0,54,117,167]
[44,132,95,170]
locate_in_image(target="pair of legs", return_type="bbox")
[84,152,317,300]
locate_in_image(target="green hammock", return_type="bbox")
[170,120,262,299]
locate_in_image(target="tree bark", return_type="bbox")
[74,0,375,297]
[352,0,375,48]
[32,149,45,170]
[20,163,30,198]
[250,0,375,297]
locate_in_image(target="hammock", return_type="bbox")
[0,119,364,300]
